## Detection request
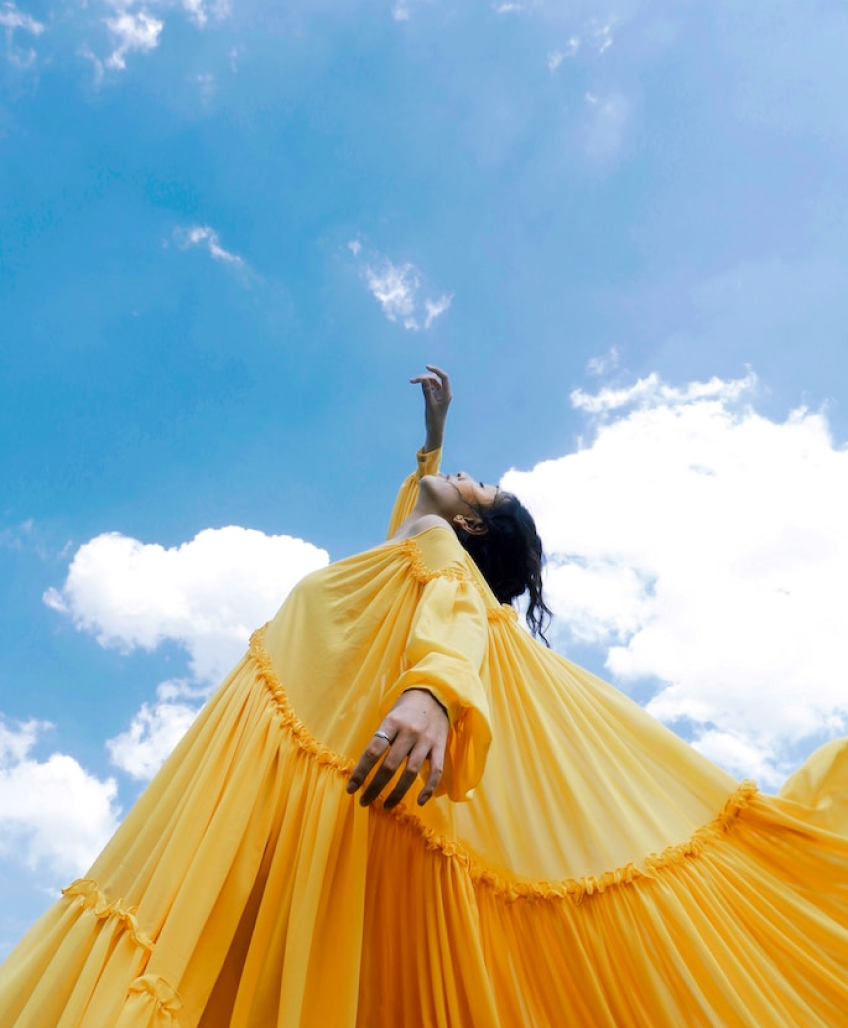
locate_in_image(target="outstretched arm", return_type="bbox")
[386,365,453,538]
[410,364,452,452]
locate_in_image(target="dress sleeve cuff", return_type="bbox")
[416,446,442,480]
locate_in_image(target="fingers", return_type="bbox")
[353,737,444,810]
[383,741,431,810]
[347,733,392,796]
[358,734,407,806]
[410,366,451,393]
[418,756,444,806]
[349,690,448,808]
[425,364,449,387]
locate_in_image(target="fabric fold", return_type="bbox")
[1,448,847,1026]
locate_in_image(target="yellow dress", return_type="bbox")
[1,448,847,1028]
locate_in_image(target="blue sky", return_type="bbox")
[2,0,848,955]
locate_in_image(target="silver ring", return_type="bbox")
[373,730,392,743]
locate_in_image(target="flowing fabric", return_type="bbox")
[1,447,847,1027]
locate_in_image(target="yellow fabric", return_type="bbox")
[1,450,847,1027]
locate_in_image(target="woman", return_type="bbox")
[1,367,847,1028]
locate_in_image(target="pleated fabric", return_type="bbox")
[1,450,847,1027]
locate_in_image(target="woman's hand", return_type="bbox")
[410,365,452,452]
[347,689,449,810]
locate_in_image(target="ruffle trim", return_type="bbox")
[250,628,355,776]
[249,626,759,903]
[60,884,185,1019]
[387,781,759,903]
[487,604,519,624]
[127,974,183,1013]
[62,879,154,950]
[402,538,471,585]
[402,538,517,625]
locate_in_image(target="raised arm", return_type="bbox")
[386,366,453,538]
[411,364,452,453]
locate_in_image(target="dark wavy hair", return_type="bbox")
[454,491,553,645]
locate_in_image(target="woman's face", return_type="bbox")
[420,472,499,518]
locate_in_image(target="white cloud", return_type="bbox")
[105,10,163,71]
[594,21,614,55]
[548,38,578,71]
[391,0,435,19]
[352,244,452,331]
[424,293,453,328]
[0,518,34,551]
[503,371,848,788]
[79,44,105,85]
[172,224,244,267]
[570,369,758,414]
[181,0,230,28]
[77,0,231,78]
[364,259,420,326]
[44,526,329,684]
[0,3,44,36]
[0,719,120,877]
[45,526,329,779]
[0,1,44,67]
[586,346,620,376]
[107,679,204,779]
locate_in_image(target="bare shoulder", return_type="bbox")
[390,513,452,541]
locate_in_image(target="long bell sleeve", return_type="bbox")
[386,446,442,538]
[380,571,491,801]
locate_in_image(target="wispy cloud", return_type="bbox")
[363,260,420,327]
[593,20,615,55]
[548,38,579,71]
[0,2,44,37]
[424,294,452,329]
[105,10,163,71]
[349,240,452,331]
[571,369,758,414]
[392,0,434,21]
[180,0,230,29]
[0,1,44,68]
[581,90,632,166]
[78,0,231,78]
[0,518,34,552]
[172,224,245,267]
[586,346,620,376]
